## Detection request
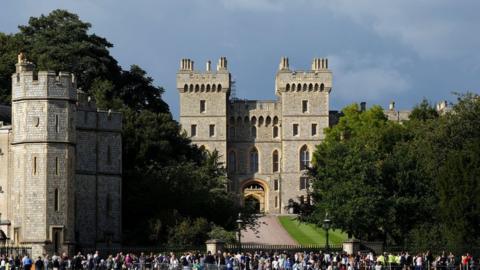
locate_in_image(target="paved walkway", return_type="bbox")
[241,215,298,245]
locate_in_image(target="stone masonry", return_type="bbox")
[0,54,122,257]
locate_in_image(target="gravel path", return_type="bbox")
[241,215,298,245]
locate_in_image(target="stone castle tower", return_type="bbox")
[0,54,122,257]
[10,55,76,255]
[177,57,332,213]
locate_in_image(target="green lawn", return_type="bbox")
[278,216,347,245]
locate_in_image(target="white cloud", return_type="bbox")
[329,53,410,103]
[318,0,480,59]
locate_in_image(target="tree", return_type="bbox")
[308,104,432,244]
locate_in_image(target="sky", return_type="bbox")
[1,0,479,119]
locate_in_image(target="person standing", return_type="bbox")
[35,257,44,270]
[22,255,33,270]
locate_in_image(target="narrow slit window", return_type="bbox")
[55,115,59,133]
[302,100,308,113]
[33,156,37,175]
[209,124,215,137]
[293,124,299,136]
[54,188,60,212]
[311,123,317,136]
[191,124,197,137]
[55,157,59,175]
[200,100,206,113]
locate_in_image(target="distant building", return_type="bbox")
[0,54,122,257]
[177,56,449,214]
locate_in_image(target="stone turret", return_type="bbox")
[176,57,231,163]
[10,53,76,256]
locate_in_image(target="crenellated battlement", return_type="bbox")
[275,57,332,96]
[12,54,76,101]
[176,57,231,94]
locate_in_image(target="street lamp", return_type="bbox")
[323,213,331,251]
[236,213,243,253]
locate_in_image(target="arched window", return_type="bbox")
[297,84,302,91]
[54,188,60,212]
[237,116,242,125]
[195,84,199,92]
[201,84,205,91]
[291,84,296,91]
[314,83,319,91]
[218,84,222,91]
[320,83,325,91]
[251,116,257,126]
[273,126,279,138]
[273,116,279,125]
[300,145,310,170]
[258,116,264,126]
[250,148,259,173]
[265,116,271,126]
[286,84,290,91]
[212,84,216,91]
[190,84,194,92]
[251,126,257,138]
[303,83,307,91]
[228,151,237,172]
[184,84,188,92]
[308,83,313,91]
[272,150,279,173]
[206,84,211,92]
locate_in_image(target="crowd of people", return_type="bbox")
[4,250,478,270]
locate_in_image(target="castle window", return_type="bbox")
[274,179,279,191]
[189,84,194,91]
[273,116,279,125]
[309,83,313,91]
[218,84,222,91]
[106,194,112,218]
[265,116,271,126]
[33,156,37,175]
[251,116,257,126]
[55,157,59,176]
[184,84,188,92]
[273,126,279,138]
[209,124,215,137]
[229,126,235,139]
[311,123,317,136]
[293,124,299,136]
[107,145,112,165]
[250,148,259,173]
[299,177,310,190]
[191,124,197,137]
[206,84,211,91]
[320,83,325,91]
[195,84,199,92]
[16,73,20,83]
[303,84,307,91]
[275,196,278,208]
[314,83,319,91]
[200,100,206,113]
[272,150,279,172]
[300,145,310,170]
[55,115,59,133]
[228,151,236,172]
[302,100,308,113]
[251,126,257,138]
[286,84,290,91]
[201,84,205,91]
[292,84,296,91]
[297,84,301,91]
[212,84,216,91]
[54,188,60,212]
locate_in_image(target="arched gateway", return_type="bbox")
[241,179,269,213]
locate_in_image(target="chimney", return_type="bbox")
[389,101,395,110]
[360,102,366,112]
[279,57,290,71]
[206,60,211,72]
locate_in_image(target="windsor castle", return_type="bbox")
[177,56,449,214]
[0,54,122,257]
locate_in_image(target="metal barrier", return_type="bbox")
[0,246,32,256]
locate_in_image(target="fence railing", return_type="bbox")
[0,246,32,256]
[78,246,205,256]
[225,243,343,252]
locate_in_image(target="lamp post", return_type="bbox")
[236,213,243,253]
[323,214,331,251]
